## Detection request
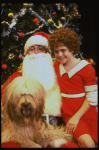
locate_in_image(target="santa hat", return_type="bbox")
[24,32,49,55]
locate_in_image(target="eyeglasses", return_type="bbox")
[27,46,47,55]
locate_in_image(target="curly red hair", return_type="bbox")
[48,28,80,55]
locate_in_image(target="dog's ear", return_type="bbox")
[7,95,16,121]
[6,94,21,123]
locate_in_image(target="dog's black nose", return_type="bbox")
[22,102,30,108]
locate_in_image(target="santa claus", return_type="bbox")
[2,32,62,117]
[1,32,79,148]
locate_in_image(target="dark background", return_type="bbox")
[77,3,98,76]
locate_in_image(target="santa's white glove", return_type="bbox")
[86,91,98,106]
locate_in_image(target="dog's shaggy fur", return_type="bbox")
[1,76,73,148]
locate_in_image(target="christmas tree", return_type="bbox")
[1,3,82,85]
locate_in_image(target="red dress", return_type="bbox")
[54,60,98,142]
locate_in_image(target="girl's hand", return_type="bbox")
[66,115,80,134]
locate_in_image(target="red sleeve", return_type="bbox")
[1,142,21,148]
[1,72,22,105]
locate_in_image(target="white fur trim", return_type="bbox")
[24,35,48,55]
[44,83,62,116]
[49,139,68,148]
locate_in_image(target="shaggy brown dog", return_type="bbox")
[1,76,73,148]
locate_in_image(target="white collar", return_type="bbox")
[59,60,89,78]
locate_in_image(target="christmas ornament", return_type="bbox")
[61,17,65,21]
[8,13,14,18]
[47,19,52,23]
[29,8,48,26]
[19,32,24,38]
[18,54,23,59]
[2,64,7,69]
[8,53,15,59]
[52,12,56,16]
[33,18,39,24]
[23,3,28,7]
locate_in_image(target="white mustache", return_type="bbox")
[28,53,49,60]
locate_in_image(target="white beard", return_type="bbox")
[23,53,56,91]
[23,53,62,116]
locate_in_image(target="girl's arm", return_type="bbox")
[65,98,91,134]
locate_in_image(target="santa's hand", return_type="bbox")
[66,115,80,134]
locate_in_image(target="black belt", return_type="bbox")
[42,114,65,126]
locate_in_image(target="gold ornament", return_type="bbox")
[61,17,65,21]
[8,12,14,18]
[8,53,15,59]
[23,3,28,7]
[55,3,58,6]
[47,19,52,23]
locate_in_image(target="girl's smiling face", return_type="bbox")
[54,44,74,65]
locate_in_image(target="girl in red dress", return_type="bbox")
[48,28,98,148]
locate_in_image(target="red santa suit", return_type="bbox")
[1,142,21,148]
[54,60,98,143]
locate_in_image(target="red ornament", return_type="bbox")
[2,64,7,69]
[19,32,24,38]
[52,12,56,16]
[18,54,23,59]
[33,18,39,24]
